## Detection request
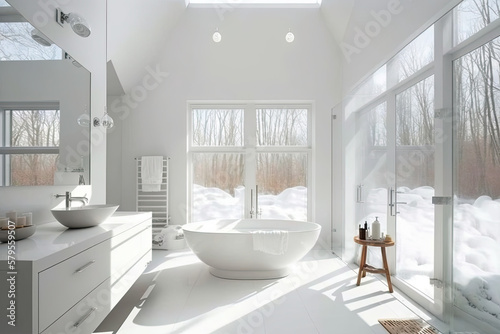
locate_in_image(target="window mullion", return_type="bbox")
[245,103,256,148]
[244,104,257,218]
[5,109,11,147]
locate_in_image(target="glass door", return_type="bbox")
[349,74,442,311]
[354,102,389,268]
[393,75,437,299]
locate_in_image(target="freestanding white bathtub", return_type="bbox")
[182,219,321,279]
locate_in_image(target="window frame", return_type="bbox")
[0,102,60,186]
[187,101,313,222]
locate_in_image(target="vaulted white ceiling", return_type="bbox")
[106,0,457,94]
[106,0,358,93]
[107,0,187,94]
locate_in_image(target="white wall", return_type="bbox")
[0,0,106,224]
[107,0,186,93]
[106,94,122,207]
[107,7,342,248]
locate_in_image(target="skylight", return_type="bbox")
[189,0,321,5]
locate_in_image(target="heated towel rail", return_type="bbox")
[135,157,170,228]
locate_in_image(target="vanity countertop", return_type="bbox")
[0,211,151,266]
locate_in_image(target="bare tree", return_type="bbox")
[455,0,500,198]
[10,109,60,186]
[192,107,308,196]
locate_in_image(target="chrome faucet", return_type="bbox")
[55,191,89,209]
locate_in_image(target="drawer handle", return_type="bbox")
[75,260,96,273]
[73,307,97,328]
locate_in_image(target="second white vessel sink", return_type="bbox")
[51,204,119,228]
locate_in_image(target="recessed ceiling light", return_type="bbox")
[213,28,222,43]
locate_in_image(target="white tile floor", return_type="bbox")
[94,250,446,334]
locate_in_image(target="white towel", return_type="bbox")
[252,230,289,255]
[141,156,163,192]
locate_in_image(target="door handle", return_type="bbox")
[356,185,364,203]
[389,187,406,216]
[250,188,254,218]
[250,186,261,218]
[389,187,396,216]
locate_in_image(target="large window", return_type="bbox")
[0,105,60,186]
[453,33,500,330]
[344,25,434,117]
[189,103,311,222]
[387,26,434,86]
[344,0,500,331]
[454,0,500,45]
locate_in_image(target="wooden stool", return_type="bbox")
[354,236,395,293]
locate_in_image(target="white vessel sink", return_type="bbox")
[51,204,119,228]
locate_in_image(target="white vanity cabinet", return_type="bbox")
[0,211,152,334]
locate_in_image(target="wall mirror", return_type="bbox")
[0,2,91,186]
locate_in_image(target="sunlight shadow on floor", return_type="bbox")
[95,249,439,334]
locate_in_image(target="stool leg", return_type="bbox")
[381,247,393,293]
[356,245,367,286]
[361,245,368,277]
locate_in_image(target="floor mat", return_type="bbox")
[378,318,441,334]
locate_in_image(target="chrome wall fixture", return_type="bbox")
[55,8,91,38]
[31,28,52,46]
[93,107,114,130]
[64,53,82,68]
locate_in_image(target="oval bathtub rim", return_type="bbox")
[182,219,322,234]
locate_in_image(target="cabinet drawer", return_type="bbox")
[110,226,151,284]
[41,278,111,334]
[38,240,111,332]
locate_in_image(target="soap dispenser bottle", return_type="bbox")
[372,217,381,240]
